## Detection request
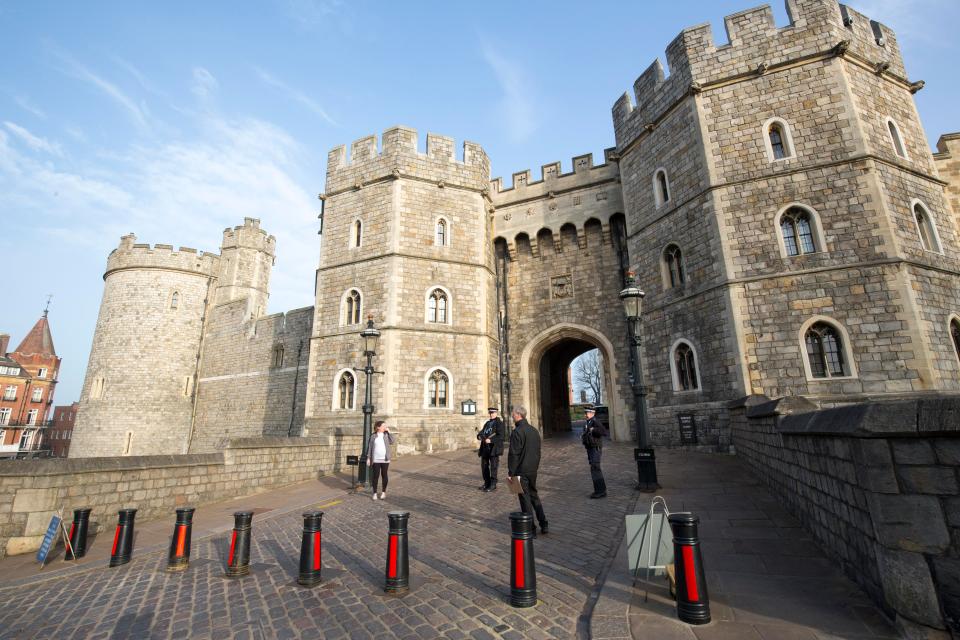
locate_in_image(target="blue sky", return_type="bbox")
[1,0,957,404]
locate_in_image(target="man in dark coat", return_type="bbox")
[507,406,548,535]
[582,405,608,498]
[478,406,505,491]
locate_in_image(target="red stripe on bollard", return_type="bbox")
[174,525,187,557]
[313,532,321,570]
[388,535,398,578]
[69,523,76,544]
[514,539,525,588]
[228,530,237,566]
[682,545,699,602]
[111,525,121,555]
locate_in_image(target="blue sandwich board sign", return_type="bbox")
[36,515,62,564]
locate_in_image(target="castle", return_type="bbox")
[71,0,960,458]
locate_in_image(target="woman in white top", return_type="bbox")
[367,420,395,500]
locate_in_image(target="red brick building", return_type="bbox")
[0,313,61,458]
[46,402,78,458]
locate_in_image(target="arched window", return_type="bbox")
[663,244,685,288]
[170,291,180,309]
[653,169,670,208]
[763,118,795,162]
[780,206,818,256]
[671,341,700,391]
[338,371,355,410]
[351,220,362,248]
[344,289,361,325]
[427,369,449,408]
[805,322,849,378]
[427,288,448,323]
[887,119,907,159]
[272,344,284,368]
[912,201,942,253]
[436,218,448,246]
[951,318,960,363]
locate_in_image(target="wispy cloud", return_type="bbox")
[14,96,46,119]
[4,121,64,157]
[191,67,220,103]
[113,56,168,100]
[54,49,151,131]
[281,0,343,30]
[254,67,338,126]
[480,40,537,142]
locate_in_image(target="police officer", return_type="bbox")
[582,405,608,498]
[477,406,505,492]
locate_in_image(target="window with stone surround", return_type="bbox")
[170,291,180,310]
[425,368,451,408]
[31,388,42,402]
[950,317,960,363]
[801,317,856,380]
[653,169,670,208]
[911,200,943,253]
[662,244,686,289]
[272,344,285,368]
[886,118,908,159]
[91,376,105,399]
[3,385,16,401]
[762,117,796,162]
[342,289,362,326]
[776,204,824,258]
[670,340,700,392]
[336,370,356,410]
[351,219,362,248]
[426,288,449,324]
[435,218,449,247]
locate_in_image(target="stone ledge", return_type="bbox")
[225,436,337,449]
[0,453,225,477]
[776,396,960,437]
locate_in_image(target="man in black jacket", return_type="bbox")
[582,405,608,498]
[478,406,505,491]
[508,406,548,535]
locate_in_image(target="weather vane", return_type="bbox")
[43,294,52,317]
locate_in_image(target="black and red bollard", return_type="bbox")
[384,511,410,594]
[226,511,253,577]
[510,512,537,608]
[65,507,92,560]
[669,512,711,625]
[298,511,324,586]
[166,507,195,572]
[108,508,137,567]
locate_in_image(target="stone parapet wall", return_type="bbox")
[0,435,360,560]
[731,394,960,637]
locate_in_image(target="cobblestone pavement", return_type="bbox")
[0,434,642,640]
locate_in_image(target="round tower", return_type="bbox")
[71,234,219,457]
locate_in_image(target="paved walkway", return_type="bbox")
[0,435,899,639]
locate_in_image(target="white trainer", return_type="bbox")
[379,492,386,500]
[372,493,378,500]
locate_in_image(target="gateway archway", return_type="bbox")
[519,323,628,440]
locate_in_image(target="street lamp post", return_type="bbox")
[619,272,659,492]
[356,317,381,487]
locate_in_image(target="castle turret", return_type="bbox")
[214,217,276,318]
[71,234,219,457]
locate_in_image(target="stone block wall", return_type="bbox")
[934,133,960,220]
[731,394,960,637]
[0,434,359,560]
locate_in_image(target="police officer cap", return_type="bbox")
[584,405,596,413]
[487,406,499,412]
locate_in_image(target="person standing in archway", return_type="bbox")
[478,406,505,492]
[582,405,608,498]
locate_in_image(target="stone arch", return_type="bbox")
[518,323,628,441]
[560,223,579,251]
[536,228,555,258]
[584,218,602,247]
[515,233,532,259]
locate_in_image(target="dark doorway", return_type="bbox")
[537,338,597,437]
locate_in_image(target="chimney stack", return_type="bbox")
[0,333,9,355]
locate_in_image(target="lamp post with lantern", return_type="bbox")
[356,317,381,487]
[619,272,659,491]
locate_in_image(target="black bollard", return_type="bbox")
[509,512,537,608]
[166,507,196,572]
[108,508,137,567]
[225,511,253,577]
[384,511,410,594]
[669,512,711,625]
[298,511,324,586]
[65,507,92,560]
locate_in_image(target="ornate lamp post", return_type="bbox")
[619,272,659,491]
[356,317,381,487]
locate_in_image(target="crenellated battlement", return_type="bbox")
[324,126,490,193]
[612,0,907,149]
[106,233,220,279]
[221,217,276,257]
[489,148,619,200]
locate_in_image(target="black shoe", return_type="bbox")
[539,527,549,535]
[590,492,607,499]
[485,485,497,492]
[479,485,489,491]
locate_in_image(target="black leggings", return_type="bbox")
[371,462,389,493]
